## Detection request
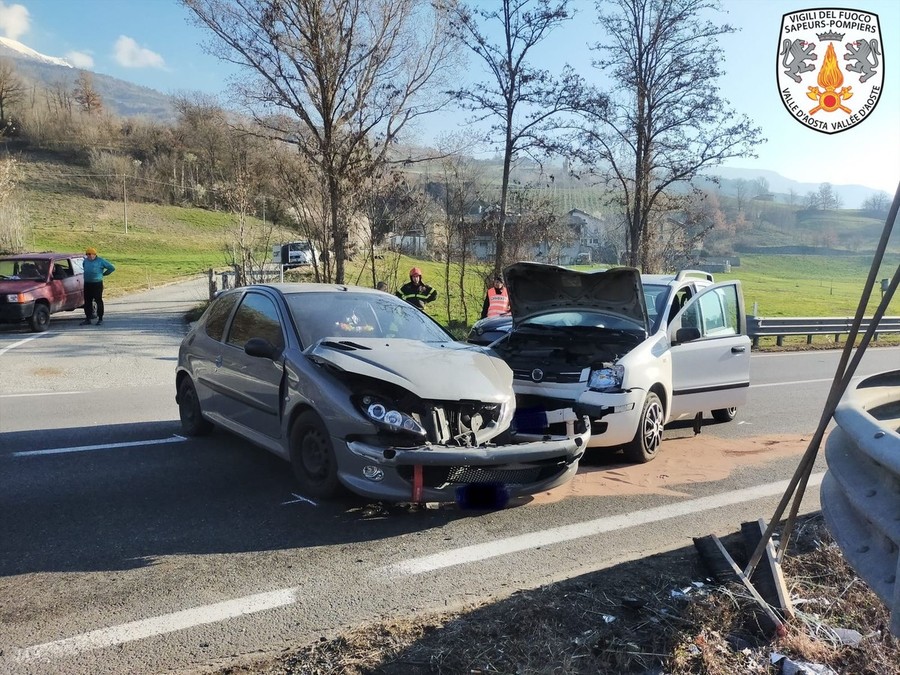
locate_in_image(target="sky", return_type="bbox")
[2,0,899,196]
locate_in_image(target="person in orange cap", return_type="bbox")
[81,247,115,325]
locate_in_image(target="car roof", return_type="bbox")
[240,283,388,297]
[641,270,715,286]
[0,252,82,260]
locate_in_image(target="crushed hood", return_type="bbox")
[308,337,513,403]
[504,262,648,329]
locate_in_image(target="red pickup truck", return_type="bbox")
[0,252,88,331]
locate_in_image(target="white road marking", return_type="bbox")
[12,436,188,457]
[11,474,824,660]
[0,391,83,398]
[15,588,298,661]
[281,493,318,506]
[379,473,825,577]
[751,377,834,388]
[0,333,50,355]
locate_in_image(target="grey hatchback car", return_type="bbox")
[176,284,588,503]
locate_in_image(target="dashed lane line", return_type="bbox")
[378,473,825,577]
[12,436,188,457]
[12,473,823,660]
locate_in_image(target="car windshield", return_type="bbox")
[285,291,453,346]
[643,284,670,332]
[0,258,49,280]
[521,309,644,332]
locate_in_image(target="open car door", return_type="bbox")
[666,280,751,419]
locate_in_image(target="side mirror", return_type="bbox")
[675,327,701,344]
[245,337,280,360]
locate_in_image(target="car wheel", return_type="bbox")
[624,392,664,463]
[712,407,737,423]
[178,378,213,436]
[29,304,51,332]
[290,411,343,499]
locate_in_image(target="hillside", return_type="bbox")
[14,151,293,295]
[7,59,176,121]
[6,148,898,324]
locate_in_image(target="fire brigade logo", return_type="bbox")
[777,9,884,133]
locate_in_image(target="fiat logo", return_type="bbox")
[531,368,544,382]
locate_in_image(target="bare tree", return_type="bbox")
[431,151,486,324]
[732,178,749,213]
[576,0,764,272]
[862,191,891,214]
[0,59,24,131]
[0,157,26,253]
[806,182,842,211]
[184,0,457,284]
[72,71,103,115]
[443,0,596,275]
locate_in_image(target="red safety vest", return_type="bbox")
[486,289,510,317]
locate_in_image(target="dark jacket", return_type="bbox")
[396,280,437,310]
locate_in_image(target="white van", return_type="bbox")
[272,241,318,267]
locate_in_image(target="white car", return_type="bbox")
[489,264,751,463]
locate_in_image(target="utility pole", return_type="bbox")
[123,173,128,234]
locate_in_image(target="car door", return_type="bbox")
[190,291,241,416]
[216,290,287,439]
[52,257,85,311]
[667,281,751,419]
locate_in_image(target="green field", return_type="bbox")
[15,163,899,339]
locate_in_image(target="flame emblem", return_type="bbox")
[806,43,853,114]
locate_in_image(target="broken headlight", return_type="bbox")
[359,395,426,437]
[588,364,624,392]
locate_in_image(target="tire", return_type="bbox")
[290,411,342,499]
[29,304,51,332]
[624,392,664,463]
[712,407,737,423]
[178,378,213,436]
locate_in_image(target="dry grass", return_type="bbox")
[194,514,898,675]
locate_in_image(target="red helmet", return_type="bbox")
[409,267,422,278]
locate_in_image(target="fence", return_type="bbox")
[748,316,900,347]
[207,266,286,299]
[821,369,900,635]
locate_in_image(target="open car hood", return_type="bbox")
[308,338,513,403]
[504,262,648,329]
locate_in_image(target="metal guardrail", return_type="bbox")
[821,369,900,635]
[748,316,900,347]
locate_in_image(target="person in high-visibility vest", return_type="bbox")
[481,275,511,319]
[396,267,437,311]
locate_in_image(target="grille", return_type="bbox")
[398,462,565,488]
[512,368,583,384]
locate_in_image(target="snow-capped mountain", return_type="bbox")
[0,36,71,68]
[0,37,175,120]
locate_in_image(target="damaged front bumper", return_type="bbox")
[339,415,591,503]
[513,389,646,448]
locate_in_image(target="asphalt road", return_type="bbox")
[1,280,897,675]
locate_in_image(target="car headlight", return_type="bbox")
[588,364,624,392]
[5,293,26,303]
[360,395,426,437]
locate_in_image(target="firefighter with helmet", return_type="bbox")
[396,267,437,311]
